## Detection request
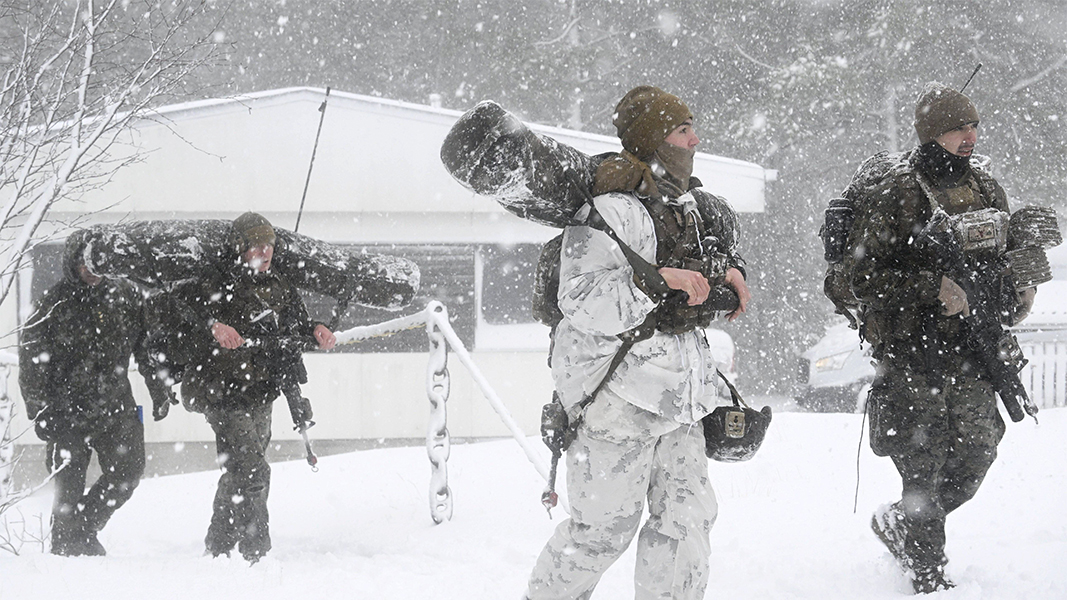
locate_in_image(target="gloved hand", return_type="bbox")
[1011,286,1037,326]
[939,276,970,317]
[148,382,179,421]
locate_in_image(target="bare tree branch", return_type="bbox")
[1010,55,1067,93]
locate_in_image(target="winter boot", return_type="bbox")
[912,563,955,594]
[80,531,106,556]
[871,502,910,569]
[51,526,105,557]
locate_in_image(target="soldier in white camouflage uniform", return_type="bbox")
[524,86,751,600]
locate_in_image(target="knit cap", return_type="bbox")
[232,212,276,251]
[613,86,693,161]
[914,82,979,144]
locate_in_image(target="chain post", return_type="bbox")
[425,302,452,523]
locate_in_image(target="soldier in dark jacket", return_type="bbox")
[169,212,335,563]
[846,83,1033,594]
[19,231,173,556]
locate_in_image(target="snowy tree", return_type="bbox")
[0,0,225,505]
[159,0,1067,395]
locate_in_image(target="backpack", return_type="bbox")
[820,150,1006,329]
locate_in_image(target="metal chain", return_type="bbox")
[425,302,452,523]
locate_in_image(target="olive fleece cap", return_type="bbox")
[232,212,276,250]
[914,82,979,144]
[613,86,693,161]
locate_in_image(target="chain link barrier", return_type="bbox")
[425,303,452,523]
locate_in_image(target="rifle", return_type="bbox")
[916,210,1036,423]
[244,334,321,468]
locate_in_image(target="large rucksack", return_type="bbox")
[820,151,899,329]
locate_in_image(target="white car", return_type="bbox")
[795,321,875,412]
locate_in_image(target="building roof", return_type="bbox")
[61,87,771,242]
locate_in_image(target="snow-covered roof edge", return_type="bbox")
[139,87,776,184]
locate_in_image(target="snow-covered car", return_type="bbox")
[795,321,875,412]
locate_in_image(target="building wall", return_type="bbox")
[4,88,769,446]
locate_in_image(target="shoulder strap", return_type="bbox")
[716,368,748,409]
[568,170,672,301]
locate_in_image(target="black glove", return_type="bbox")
[148,382,179,421]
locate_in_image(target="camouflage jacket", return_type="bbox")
[169,263,317,410]
[847,148,1009,356]
[551,188,742,424]
[19,276,153,432]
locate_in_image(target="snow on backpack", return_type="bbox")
[820,151,901,329]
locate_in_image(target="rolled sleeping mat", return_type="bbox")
[81,220,420,310]
[1009,206,1062,250]
[1007,246,1053,290]
[440,100,603,228]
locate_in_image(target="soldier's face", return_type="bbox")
[242,243,274,272]
[664,119,699,150]
[935,122,978,157]
[77,264,102,286]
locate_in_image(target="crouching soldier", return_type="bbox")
[167,212,335,563]
[19,231,173,556]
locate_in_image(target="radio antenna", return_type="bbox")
[295,86,331,233]
[960,63,982,93]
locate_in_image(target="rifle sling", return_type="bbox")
[584,207,672,300]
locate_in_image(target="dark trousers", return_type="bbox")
[868,352,1005,568]
[45,409,145,542]
[204,403,273,559]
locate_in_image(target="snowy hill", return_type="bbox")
[2,408,1065,600]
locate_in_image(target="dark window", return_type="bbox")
[302,243,476,353]
[479,244,541,326]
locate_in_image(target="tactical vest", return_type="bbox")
[821,150,1003,330]
[532,193,733,336]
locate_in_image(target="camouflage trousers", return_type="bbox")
[525,387,718,600]
[204,402,273,560]
[46,409,145,546]
[867,350,1005,569]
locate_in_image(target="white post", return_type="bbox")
[425,302,453,524]
[425,306,553,484]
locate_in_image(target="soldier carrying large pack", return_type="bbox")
[162,212,337,563]
[520,86,751,600]
[18,231,173,556]
[824,81,1059,594]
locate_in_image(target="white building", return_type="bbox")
[4,87,773,448]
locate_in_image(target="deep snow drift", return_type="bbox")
[2,406,1065,600]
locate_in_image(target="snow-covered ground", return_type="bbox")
[2,404,1065,600]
